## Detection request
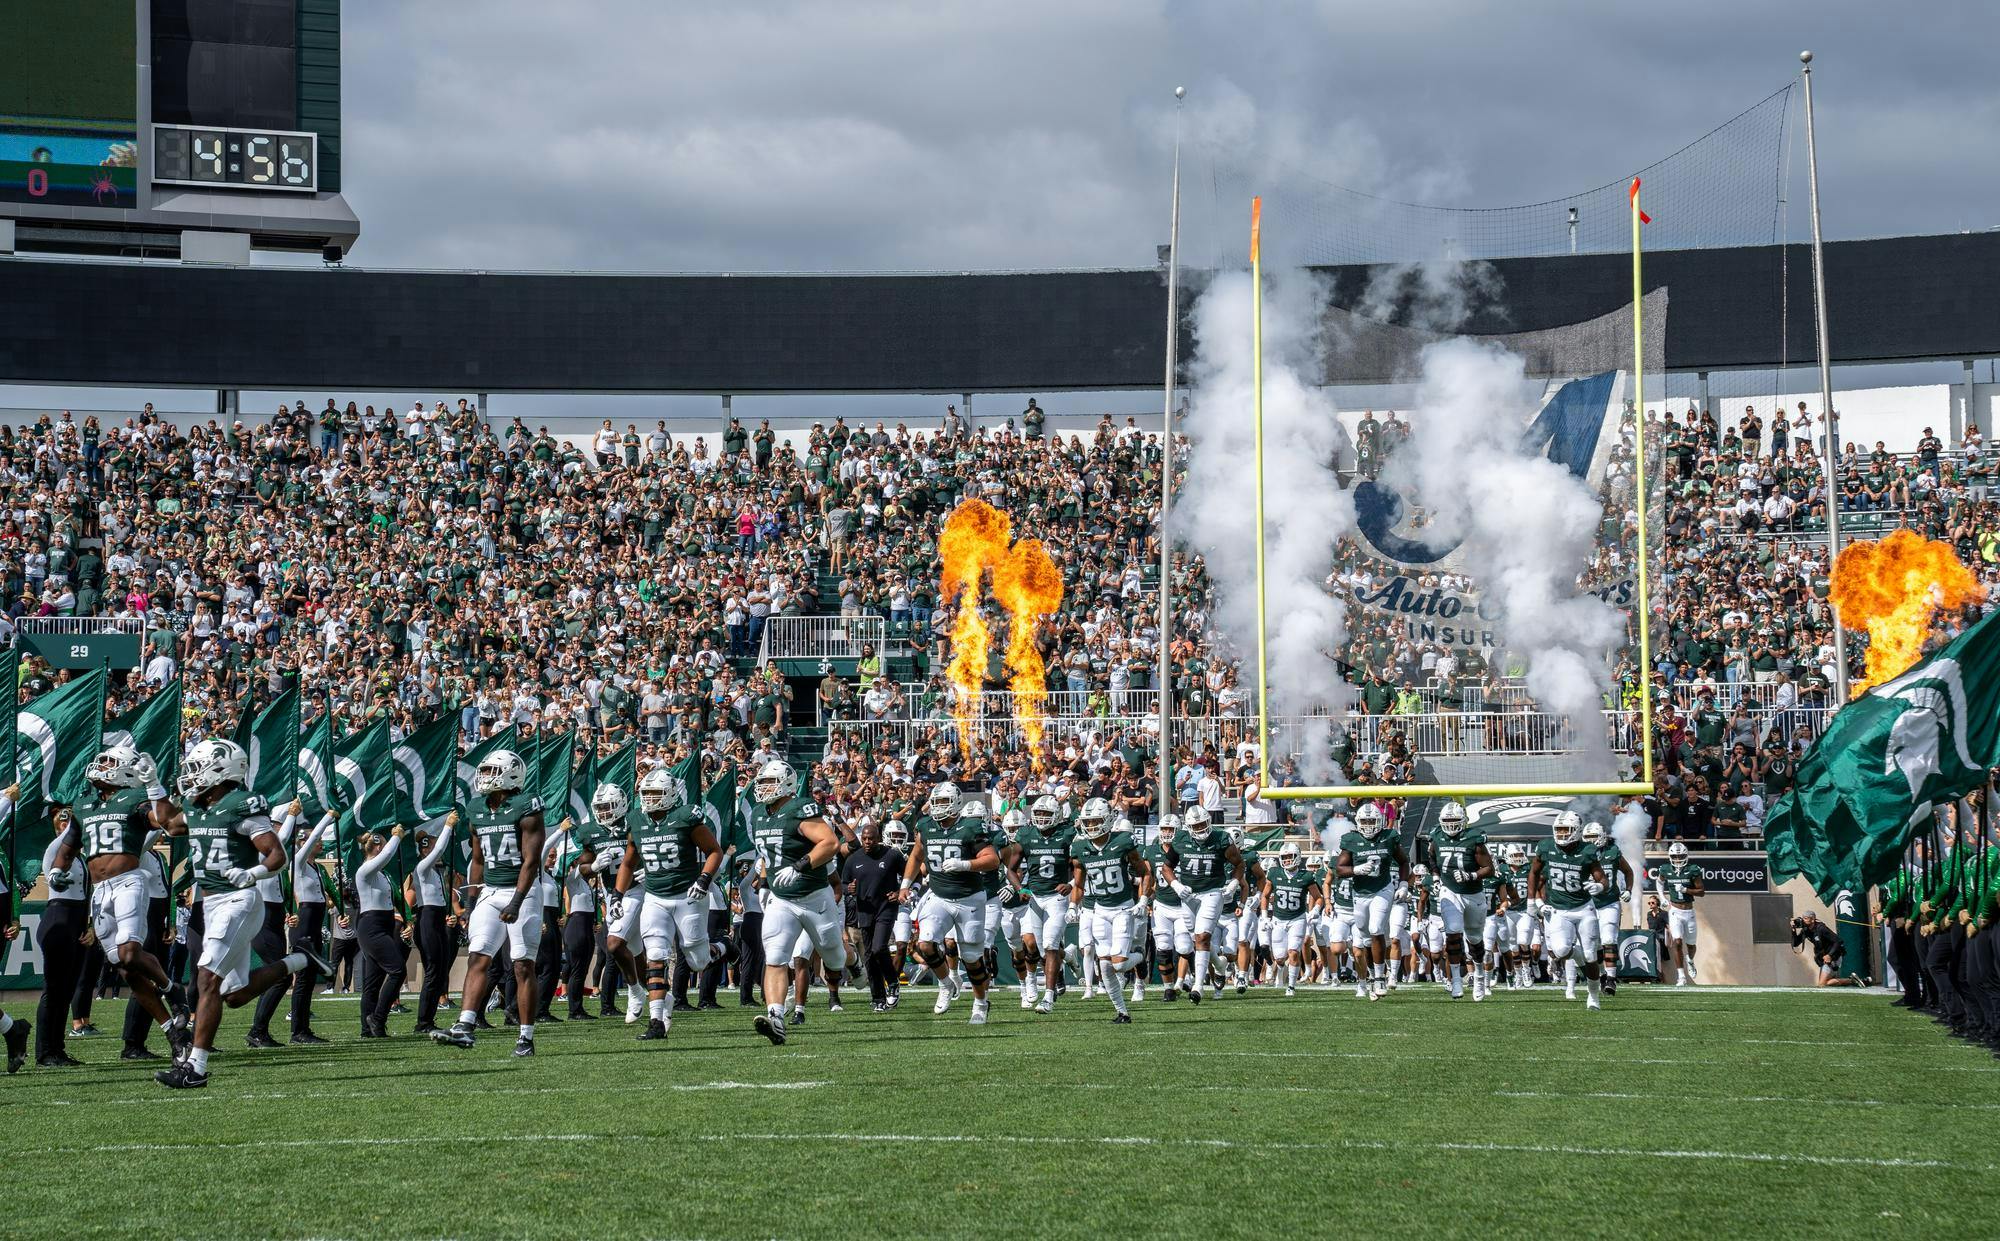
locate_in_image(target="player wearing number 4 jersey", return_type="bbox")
[1530,811,1610,1010]
[1337,803,1410,1000]
[903,783,1002,1025]
[154,739,326,1088]
[613,766,723,1042]
[1157,804,1246,1004]
[1010,795,1074,1014]
[746,759,848,1046]
[431,749,547,1057]
[1067,800,1144,1023]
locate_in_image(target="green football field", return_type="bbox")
[1,984,1995,1239]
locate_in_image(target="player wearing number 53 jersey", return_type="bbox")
[1067,799,1144,1024]
[1158,804,1245,1003]
[432,749,547,1057]
[903,783,1001,1025]
[615,767,723,1042]
[1011,795,1074,1014]
[1530,811,1609,1010]
[747,759,847,1046]
[155,739,325,1088]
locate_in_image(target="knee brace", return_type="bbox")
[645,966,669,994]
[964,958,991,986]
[915,942,947,970]
[1445,933,1465,962]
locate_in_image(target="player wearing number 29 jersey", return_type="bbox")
[1067,802,1143,1023]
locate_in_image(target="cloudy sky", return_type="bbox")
[337,0,2000,273]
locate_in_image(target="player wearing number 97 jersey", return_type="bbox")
[433,748,547,1057]
[1067,801,1144,1024]
[747,759,847,1046]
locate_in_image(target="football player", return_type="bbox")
[614,766,723,1042]
[1066,799,1144,1023]
[1261,842,1322,996]
[1582,822,1633,996]
[1503,843,1540,989]
[1142,814,1192,1001]
[1424,802,1496,1000]
[582,783,646,1021]
[1228,826,1262,996]
[155,740,324,1087]
[902,785,1001,1025]
[1529,810,1610,1010]
[746,759,848,1045]
[1323,869,1363,997]
[1157,804,1246,1003]
[431,748,547,1056]
[1336,803,1408,1000]
[994,809,1036,1008]
[1013,795,1072,1014]
[52,746,190,1056]
[1658,841,1705,984]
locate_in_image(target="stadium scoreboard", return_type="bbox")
[0,0,357,257]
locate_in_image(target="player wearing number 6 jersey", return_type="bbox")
[746,759,847,1046]
[1067,800,1144,1024]
[155,739,325,1088]
[432,749,547,1056]
[1157,804,1245,1004]
[1530,811,1609,1010]
[1658,842,1705,984]
[1012,795,1074,1014]
[614,767,723,1043]
[903,784,1001,1025]
[1422,802,1496,1001]
[1336,803,1409,1000]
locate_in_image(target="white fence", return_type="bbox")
[759,615,886,663]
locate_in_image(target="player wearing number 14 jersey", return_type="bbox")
[432,749,547,1056]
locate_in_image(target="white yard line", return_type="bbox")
[24,1080,829,1107]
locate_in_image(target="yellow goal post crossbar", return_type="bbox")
[1247,190,1657,804]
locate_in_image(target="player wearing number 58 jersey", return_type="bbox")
[903,783,1002,1025]
[746,759,848,1046]
[1530,811,1609,1010]
[1067,799,1145,1024]
[155,739,325,1088]
[1011,795,1074,1014]
[614,766,723,1043]
[432,749,547,1057]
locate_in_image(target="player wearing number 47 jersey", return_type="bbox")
[746,759,848,1046]
[432,749,547,1057]
[902,782,1002,1025]
[154,739,327,1088]
[1530,811,1610,1010]
[613,766,723,1042]
[1157,804,1246,1004]
[1067,799,1146,1024]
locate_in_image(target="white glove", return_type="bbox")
[1221,880,1239,902]
[937,858,971,874]
[223,866,259,889]
[1171,882,1194,903]
[772,866,801,889]
[687,878,712,903]
[1355,857,1380,878]
[997,883,1016,903]
[1451,868,1474,885]
[1394,882,1411,903]
[605,894,625,921]
[133,753,166,801]
[1584,880,1606,896]
[47,868,73,893]
[1534,899,1553,920]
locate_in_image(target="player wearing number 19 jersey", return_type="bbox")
[434,748,548,1056]
[1012,796,1074,1014]
[1068,800,1144,1024]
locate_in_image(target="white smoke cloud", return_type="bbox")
[1180,268,1354,779]
[1385,337,1626,766]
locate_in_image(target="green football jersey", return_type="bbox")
[74,786,153,861]
[1014,823,1074,896]
[1491,862,1521,904]
[1429,829,1489,896]
[1142,841,1181,908]
[917,813,993,900]
[1660,861,1703,906]
[746,795,831,898]
[1339,830,1396,896]
[631,805,708,896]
[1590,843,1625,909]
[1327,873,1355,914]
[184,788,274,897]
[1070,831,1138,907]
[468,791,544,888]
[1534,838,1599,911]
[1267,864,1319,918]
[1169,828,1232,892]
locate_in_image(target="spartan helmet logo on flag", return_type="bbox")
[16,713,57,798]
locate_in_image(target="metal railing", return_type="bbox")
[758,615,887,664]
[874,686,1162,719]
[17,615,145,636]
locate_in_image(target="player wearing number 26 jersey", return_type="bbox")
[1530,811,1609,1010]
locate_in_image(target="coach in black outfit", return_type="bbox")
[841,821,907,1011]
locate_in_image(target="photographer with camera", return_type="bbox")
[1791,910,1868,987]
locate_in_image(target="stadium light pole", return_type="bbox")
[1157,86,1185,825]
[1801,50,1850,704]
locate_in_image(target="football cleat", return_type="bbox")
[1586,978,1603,1011]
[827,1000,844,1014]
[1236,982,1247,996]
[163,1013,193,1062]
[513,1037,535,1057]
[1111,1012,1132,1024]
[885,989,900,1010]
[1131,982,1145,1004]
[430,1022,476,1049]
[1284,986,1297,998]
[1034,995,1053,1015]
[637,1019,669,1041]
[296,940,335,979]
[121,1045,163,1061]
[244,1030,281,1049]
[871,1002,888,1013]
[933,987,953,1015]
[626,991,645,1024]
[791,1007,806,1027]
[753,1013,787,1046]
[969,999,990,1026]
[155,1063,208,1089]
[4,1019,29,1073]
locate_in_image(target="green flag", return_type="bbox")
[702,760,740,855]
[593,740,638,803]
[568,747,592,832]
[233,685,298,810]
[392,712,459,826]
[12,667,107,891]
[1768,607,2000,900]
[537,729,576,828]
[332,716,396,880]
[107,680,183,792]
[296,710,336,822]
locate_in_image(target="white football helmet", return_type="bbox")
[1666,842,1689,866]
[1438,802,1467,838]
[1078,797,1111,842]
[753,758,798,806]
[960,798,989,824]
[926,781,961,823]
[884,819,911,848]
[1183,803,1213,839]
[1508,842,1530,868]
[1581,821,1607,848]
[638,764,683,815]
[1355,803,1385,839]
[1001,807,1026,833]
[591,783,629,828]
[1225,825,1245,850]
[1159,813,1181,834]
[1278,842,1302,871]
[88,742,147,790]
[474,748,529,796]
[1029,794,1061,830]
[179,738,250,799]
[1552,809,1582,847]
[1410,863,1429,883]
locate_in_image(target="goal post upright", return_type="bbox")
[1251,196,1274,790]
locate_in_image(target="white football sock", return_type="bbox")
[518,1023,535,1040]
[457,1008,478,1027]
[1100,960,1128,1015]
[188,1047,210,1073]
[649,998,668,1020]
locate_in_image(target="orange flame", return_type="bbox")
[1830,528,1984,697]
[939,500,1065,770]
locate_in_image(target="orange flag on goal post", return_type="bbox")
[1630,178,1651,225]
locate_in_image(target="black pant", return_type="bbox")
[120,896,172,1050]
[331,932,360,990]
[290,902,328,1034]
[356,911,407,1028]
[1924,926,1964,1020]
[700,910,731,1005]
[414,905,454,1027]
[737,911,765,1004]
[35,900,87,1061]
[247,901,290,1037]
[562,911,597,1015]
[1890,923,1926,1005]
[534,909,563,1016]
[71,942,105,1023]
[861,915,897,1004]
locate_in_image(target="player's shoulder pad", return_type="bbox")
[520,794,545,815]
[796,800,822,819]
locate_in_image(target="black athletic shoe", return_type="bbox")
[296,940,335,978]
[289,1030,330,1046]
[70,1023,101,1038]
[871,1002,888,1014]
[566,1009,597,1022]
[753,1013,787,1046]
[1188,988,1201,1006]
[431,1022,476,1049]
[155,1063,209,1089]
[534,1011,563,1024]
[121,1045,163,1062]
[1111,1012,1133,1024]
[39,1053,82,1068]
[697,1000,723,1012]
[388,1003,410,1015]
[472,1013,496,1030]
[4,1020,29,1073]
[671,999,696,1013]
[512,1037,535,1057]
[792,1008,806,1027]
[1162,987,1178,1002]
[1601,976,1619,997]
[637,1018,669,1041]
[163,1013,193,1063]
[245,1029,281,1049]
